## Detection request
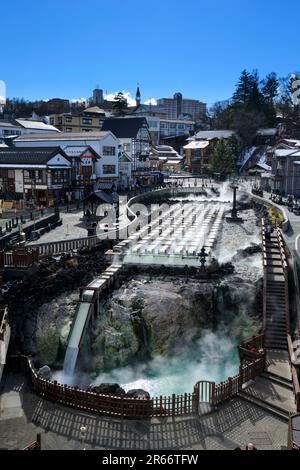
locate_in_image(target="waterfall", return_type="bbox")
[61,296,94,377]
[63,346,79,376]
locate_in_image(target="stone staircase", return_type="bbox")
[263,231,288,350]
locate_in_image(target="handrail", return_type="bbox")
[287,334,300,412]
[22,434,41,450]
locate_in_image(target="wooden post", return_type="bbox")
[172,393,176,416]
[193,385,199,414]
[228,377,233,398]
[36,433,41,450]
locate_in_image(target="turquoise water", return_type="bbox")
[89,330,239,396]
[54,330,240,395]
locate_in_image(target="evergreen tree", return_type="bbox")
[210,138,234,175]
[262,72,279,105]
[226,135,242,165]
[112,92,128,116]
[232,70,254,106]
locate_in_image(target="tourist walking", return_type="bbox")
[246,443,257,450]
[265,223,273,241]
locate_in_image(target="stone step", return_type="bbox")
[265,338,287,345]
[237,391,289,421]
[266,320,286,326]
[265,327,287,334]
[265,313,286,319]
[265,341,287,350]
[266,304,286,309]
[265,315,286,321]
[265,337,287,344]
[265,323,287,330]
[261,371,293,390]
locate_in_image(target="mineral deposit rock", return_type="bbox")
[38,365,51,380]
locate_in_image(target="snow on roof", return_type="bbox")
[239,146,257,167]
[283,139,300,146]
[257,128,277,136]
[184,141,209,150]
[15,131,112,141]
[165,159,183,164]
[194,130,235,140]
[293,161,300,165]
[274,149,298,157]
[83,106,106,114]
[15,119,60,132]
[256,162,271,171]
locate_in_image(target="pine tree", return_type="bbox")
[262,72,279,105]
[232,70,254,106]
[210,138,234,175]
[112,92,128,116]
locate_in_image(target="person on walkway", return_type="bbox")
[246,443,257,450]
[265,223,272,241]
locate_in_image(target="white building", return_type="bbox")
[14,131,120,184]
[0,119,60,141]
[160,119,195,139]
[102,117,151,171]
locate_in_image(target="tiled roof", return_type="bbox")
[102,117,148,138]
[0,146,69,164]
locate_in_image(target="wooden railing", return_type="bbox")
[6,349,265,419]
[32,235,100,256]
[261,219,290,335]
[287,335,300,412]
[22,434,41,450]
[238,333,266,363]
[0,247,39,268]
[277,228,290,333]
[0,306,8,341]
[288,414,300,450]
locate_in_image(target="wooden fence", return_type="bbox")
[0,247,39,268]
[7,344,265,419]
[32,235,100,256]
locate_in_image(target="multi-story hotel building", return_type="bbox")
[157,92,206,121]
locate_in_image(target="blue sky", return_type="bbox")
[1,0,299,108]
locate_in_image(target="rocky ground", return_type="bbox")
[0,245,111,365]
[84,272,262,374]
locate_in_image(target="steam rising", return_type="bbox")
[54,330,239,395]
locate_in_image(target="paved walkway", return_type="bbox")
[28,210,88,245]
[243,377,296,414]
[0,373,289,450]
[266,350,292,381]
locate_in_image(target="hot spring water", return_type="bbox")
[54,331,240,395]
[56,183,262,395]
